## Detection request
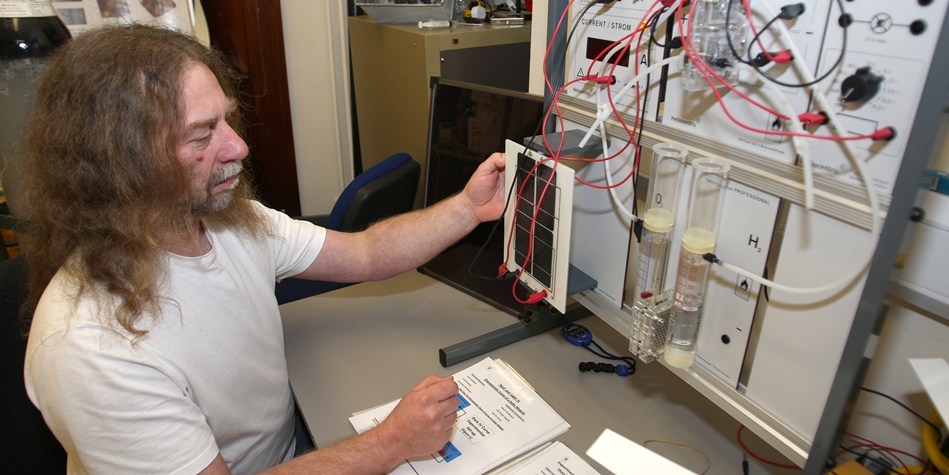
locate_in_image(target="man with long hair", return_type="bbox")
[20,24,507,474]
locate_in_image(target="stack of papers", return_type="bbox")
[489,441,601,475]
[350,357,574,474]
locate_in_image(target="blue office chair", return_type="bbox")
[0,256,68,473]
[275,152,421,304]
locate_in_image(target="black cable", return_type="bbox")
[582,348,637,372]
[742,0,850,89]
[725,0,754,66]
[594,7,664,228]
[745,13,783,64]
[860,386,944,437]
[648,8,668,49]
[536,2,598,156]
[762,265,771,302]
[465,176,518,281]
[635,8,667,218]
[836,445,907,475]
[864,447,901,472]
[588,340,637,369]
[634,73,648,218]
[528,0,600,156]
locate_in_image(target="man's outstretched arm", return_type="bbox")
[296,152,507,283]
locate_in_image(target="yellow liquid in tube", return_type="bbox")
[663,227,715,369]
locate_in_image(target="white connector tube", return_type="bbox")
[716,1,881,296]
[579,53,684,148]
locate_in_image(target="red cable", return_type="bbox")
[680,2,790,121]
[519,0,890,304]
[679,3,890,142]
[542,0,575,96]
[580,4,660,156]
[736,425,799,469]
[526,0,630,303]
[685,2,882,140]
[844,432,927,471]
[840,444,911,474]
[798,112,828,127]
[743,0,775,62]
[511,158,558,305]
[515,0,576,304]
[503,150,561,304]
[572,1,661,190]
[573,33,641,189]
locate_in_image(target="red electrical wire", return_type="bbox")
[509,158,559,305]
[542,0,575,97]
[843,432,928,473]
[679,1,891,142]
[510,0,578,304]
[598,2,661,188]
[681,2,790,121]
[840,443,911,474]
[518,164,557,302]
[736,425,799,469]
[519,0,637,303]
[742,0,776,63]
[513,0,894,306]
[568,1,662,191]
[578,30,640,165]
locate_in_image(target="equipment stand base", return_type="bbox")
[439,302,590,367]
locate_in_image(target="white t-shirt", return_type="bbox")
[24,202,326,475]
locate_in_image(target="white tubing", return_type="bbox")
[579,53,683,148]
[716,1,881,295]
[599,116,639,223]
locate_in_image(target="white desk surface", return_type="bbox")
[281,271,791,474]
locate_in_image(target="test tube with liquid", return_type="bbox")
[663,157,730,369]
[634,143,688,301]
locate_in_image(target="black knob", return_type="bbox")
[840,67,883,103]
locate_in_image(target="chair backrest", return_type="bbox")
[0,256,67,473]
[326,152,421,232]
[275,153,421,305]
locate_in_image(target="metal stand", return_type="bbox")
[439,301,590,367]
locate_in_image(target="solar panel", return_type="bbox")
[503,140,575,313]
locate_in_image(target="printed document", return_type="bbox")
[489,441,601,475]
[350,357,571,474]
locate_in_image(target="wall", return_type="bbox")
[280,1,353,216]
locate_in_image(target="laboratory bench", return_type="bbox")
[281,270,794,474]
